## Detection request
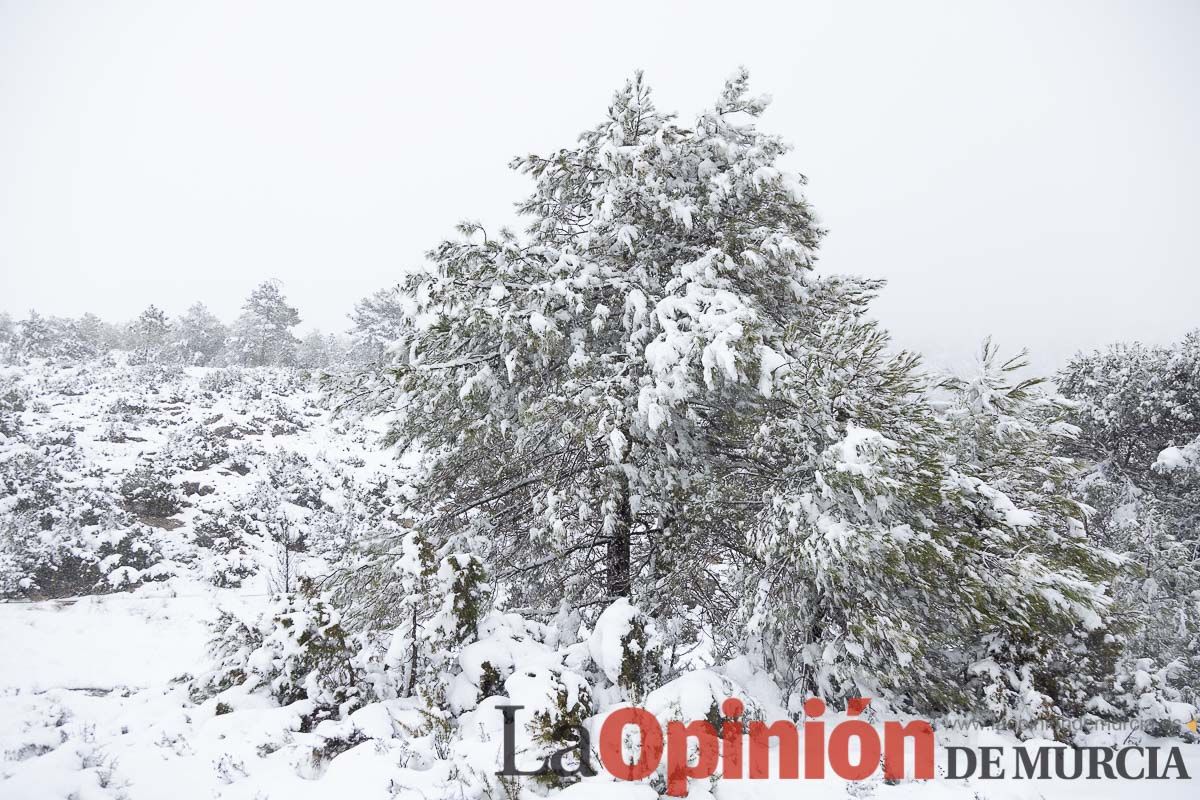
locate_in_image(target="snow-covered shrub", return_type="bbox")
[444,611,557,713]
[371,544,493,704]
[39,366,92,398]
[1112,658,1198,739]
[27,421,77,451]
[225,442,255,474]
[105,394,148,422]
[257,588,365,712]
[503,665,593,788]
[361,529,438,696]
[305,507,358,559]
[95,523,168,590]
[587,598,664,703]
[1,446,114,531]
[239,483,309,555]
[192,608,264,700]
[96,420,129,443]
[192,509,250,552]
[0,514,92,598]
[194,584,370,722]
[642,669,766,731]
[256,397,307,436]
[0,450,60,525]
[441,554,489,643]
[260,367,310,396]
[131,362,183,392]
[0,513,163,598]
[0,378,27,438]
[197,367,246,395]
[161,422,229,471]
[192,508,259,587]
[120,463,182,518]
[260,450,325,510]
[0,408,168,598]
[616,670,769,794]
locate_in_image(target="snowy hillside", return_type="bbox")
[0,357,407,596]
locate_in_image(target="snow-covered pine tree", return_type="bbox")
[342,71,1112,714]
[174,302,228,365]
[45,317,96,362]
[1059,334,1200,471]
[16,311,55,360]
[128,304,173,365]
[11,311,95,362]
[936,341,1118,734]
[342,70,824,620]
[228,281,301,366]
[1059,332,1200,728]
[297,330,347,369]
[349,285,412,363]
[76,312,124,356]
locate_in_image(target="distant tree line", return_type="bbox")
[0,281,379,369]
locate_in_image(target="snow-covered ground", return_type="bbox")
[0,589,214,694]
[2,361,1197,799]
[3,594,1197,800]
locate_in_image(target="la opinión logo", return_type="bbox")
[496,697,1192,796]
[500,697,931,796]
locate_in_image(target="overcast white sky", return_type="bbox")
[2,0,1197,373]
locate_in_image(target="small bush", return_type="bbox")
[121,463,182,518]
[161,422,229,471]
[588,598,664,702]
[262,450,324,510]
[106,395,148,421]
[192,584,369,715]
[0,380,27,437]
[191,608,265,700]
[192,509,259,588]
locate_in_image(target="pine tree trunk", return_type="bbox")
[606,474,632,598]
[406,605,419,697]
